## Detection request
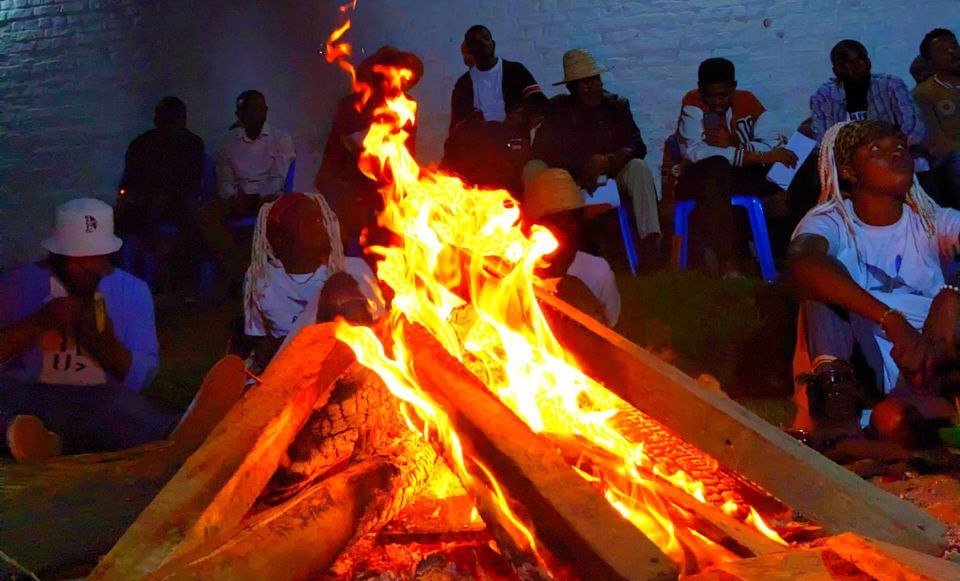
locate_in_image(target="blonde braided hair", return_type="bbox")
[244,193,345,328]
[809,120,937,261]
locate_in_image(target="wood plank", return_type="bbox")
[824,533,960,581]
[0,354,247,577]
[155,434,440,581]
[404,322,679,581]
[536,289,948,554]
[686,547,869,580]
[88,324,354,581]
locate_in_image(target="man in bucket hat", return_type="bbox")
[0,198,171,461]
[522,169,620,327]
[527,48,661,271]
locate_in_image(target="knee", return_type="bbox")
[695,156,734,180]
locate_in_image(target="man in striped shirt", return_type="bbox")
[810,40,925,148]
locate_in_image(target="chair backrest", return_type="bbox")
[283,159,296,194]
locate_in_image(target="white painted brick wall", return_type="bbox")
[2,0,958,267]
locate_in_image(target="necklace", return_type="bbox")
[286,269,321,285]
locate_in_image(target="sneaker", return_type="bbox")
[6,415,61,464]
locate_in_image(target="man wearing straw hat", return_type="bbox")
[522,169,621,327]
[0,198,172,460]
[527,48,661,270]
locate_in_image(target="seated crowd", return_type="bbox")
[2,24,960,460]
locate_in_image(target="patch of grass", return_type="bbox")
[616,271,797,400]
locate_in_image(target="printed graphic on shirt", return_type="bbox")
[847,110,868,121]
[38,329,107,385]
[865,255,923,295]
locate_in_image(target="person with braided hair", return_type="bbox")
[243,193,384,372]
[789,120,960,445]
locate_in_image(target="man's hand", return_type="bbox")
[887,312,938,388]
[582,154,610,192]
[765,147,799,168]
[703,129,731,148]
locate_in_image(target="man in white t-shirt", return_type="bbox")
[522,169,620,327]
[243,193,384,371]
[789,120,960,445]
[444,25,547,193]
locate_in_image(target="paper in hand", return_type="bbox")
[766,131,816,190]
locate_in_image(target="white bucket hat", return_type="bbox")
[41,198,123,257]
[553,48,612,85]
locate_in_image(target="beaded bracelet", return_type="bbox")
[878,307,901,330]
[941,284,960,296]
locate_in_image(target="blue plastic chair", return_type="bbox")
[673,196,777,282]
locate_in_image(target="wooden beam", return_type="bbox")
[824,533,960,581]
[536,289,948,555]
[153,434,441,581]
[404,322,679,581]
[88,324,354,581]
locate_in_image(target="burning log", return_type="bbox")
[0,354,248,577]
[402,322,679,581]
[153,434,441,581]
[547,432,787,559]
[688,533,960,581]
[89,324,355,581]
[536,289,948,555]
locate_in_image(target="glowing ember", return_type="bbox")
[323,0,786,570]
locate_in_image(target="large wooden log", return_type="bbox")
[155,434,440,581]
[404,322,679,581]
[536,289,948,555]
[0,354,247,577]
[89,324,354,581]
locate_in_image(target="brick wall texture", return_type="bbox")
[1,0,958,267]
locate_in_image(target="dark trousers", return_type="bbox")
[675,156,779,266]
[802,300,885,396]
[0,379,176,454]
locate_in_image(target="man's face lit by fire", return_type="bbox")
[464,26,496,63]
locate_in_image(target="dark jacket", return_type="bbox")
[532,92,647,187]
[450,58,547,132]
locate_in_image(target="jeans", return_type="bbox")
[0,379,176,454]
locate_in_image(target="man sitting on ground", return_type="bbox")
[243,193,384,372]
[117,96,205,290]
[675,57,797,277]
[789,120,960,448]
[444,25,547,193]
[528,48,660,269]
[914,28,960,206]
[0,199,170,460]
[522,169,620,327]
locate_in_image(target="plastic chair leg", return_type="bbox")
[673,200,695,270]
[617,204,639,276]
[731,196,777,282]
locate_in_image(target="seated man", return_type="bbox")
[914,28,960,206]
[528,49,660,268]
[243,193,384,372]
[0,199,170,459]
[317,47,423,252]
[117,96,205,289]
[443,25,546,193]
[522,169,620,327]
[214,90,296,218]
[676,57,797,277]
[790,41,928,225]
[789,120,960,446]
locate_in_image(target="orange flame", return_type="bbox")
[324,1,786,568]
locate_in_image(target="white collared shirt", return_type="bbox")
[214,122,296,198]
